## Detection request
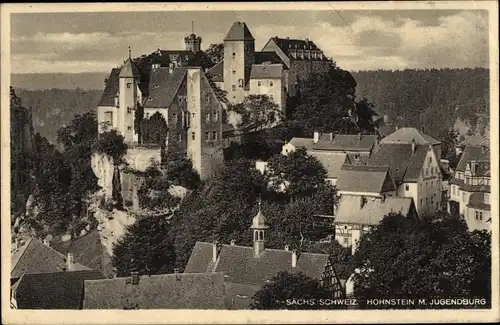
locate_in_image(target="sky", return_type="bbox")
[10,9,489,73]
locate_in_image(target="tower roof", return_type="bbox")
[224,21,254,41]
[119,57,140,78]
[251,200,268,229]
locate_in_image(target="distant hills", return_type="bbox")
[11,73,107,91]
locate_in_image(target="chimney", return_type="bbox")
[212,240,219,263]
[411,139,416,154]
[230,239,236,246]
[284,245,289,251]
[291,250,298,268]
[329,133,333,141]
[131,271,139,285]
[169,62,175,74]
[313,131,320,144]
[67,252,75,271]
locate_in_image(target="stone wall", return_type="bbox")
[124,147,161,171]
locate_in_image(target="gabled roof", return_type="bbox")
[185,242,328,286]
[84,272,226,309]
[13,270,105,309]
[119,58,140,78]
[207,60,224,82]
[270,37,326,60]
[287,137,314,150]
[254,51,287,67]
[309,152,350,179]
[98,68,121,106]
[313,134,378,152]
[455,145,490,173]
[336,165,395,194]
[51,230,113,278]
[250,64,283,80]
[335,195,415,226]
[144,67,187,108]
[224,22,254,41]
[11,238,91,279]
[381,127,441,145]
[467,192,490,211]
[368,143,430,183]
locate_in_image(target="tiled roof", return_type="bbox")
[381,127,441,145]
[185,242,328,286]
[11,238,91,279]
[250,64,283,79]
[119,58,140,78]
[207,60,224,82]
[309,152,349,179]
[460,135,490,147]
[313,134,378,152]
[254,51,287,67]
[98,68,121,106]
[455,145,490,173]
[335,194,415,226]
[271,37,326,60]
[224,22,254,41]
[51,231,114,278]
[224,282,261,310]
[336,165,395,194]
[13,270,105,309]
[144,67,187,108]
[288,137,314,150]
[368,143,429,183]
[84,272,226,309]
[467,192,490,211]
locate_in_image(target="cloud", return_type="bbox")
[10,10,488,74]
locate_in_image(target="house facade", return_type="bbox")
[448,145,491,231]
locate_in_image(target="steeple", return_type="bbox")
[119,48,140,79]
[251,196,268,257]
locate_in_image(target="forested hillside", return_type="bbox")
[14,88,102,146]
[352,68,489,139]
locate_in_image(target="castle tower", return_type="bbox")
[118,48,140,144]
[185,21,202,53]
[223,21,255,103]
[250,198,268,257]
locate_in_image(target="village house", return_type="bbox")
[448,145,491,231]
[368,128,443,216]
[11,237,91,285]
[83,272,226,309]
[11,270,105,309]
[184,204,345,309]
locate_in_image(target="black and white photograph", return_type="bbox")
[1,1,498,324]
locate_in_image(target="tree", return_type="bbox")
[250,271,331,310]
[350,212,491,307]
[291,66,358,136]
[229,94,284,131]
[112,215,176,277]
[138,166,181,211]
[205,43,224,65]
[141,112,169,162]
[163,154,201,189]
[353,98,381,135]
[188,50,214,70]
[265,147,327,199]
[93,129,128,166]
[134,103,144,144]
[439,129,459,169]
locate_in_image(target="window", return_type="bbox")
[205,132,210,140]
[420,199,423,207]
[206,113,211,122]
[213,111,218,121]
[238,79,244,88]
[127,126,132,130]
[257,81,262,86]
[405,184,409,191]
[172,113,177,123]
[429,157,432,164]
[213,131,218,140]
[206,95,211,104]
[127,83,132,88]
[269,94,274,101]
[270,81,274,86]
[431,181,433,188]
[191,132,195,140]
[343,237,349,245]
[145,113,150,118]
[232,52,236,59]
[232,70,236,75]
[425,198,428,206]
[127,107,132,114]
[232,85,236,91]
[462,192,465,201]
[479,212,483,220]
[475,211,479,220]
[426,168,429,176]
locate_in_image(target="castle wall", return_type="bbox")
[124,147,162,171]
[97,105,118,133]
